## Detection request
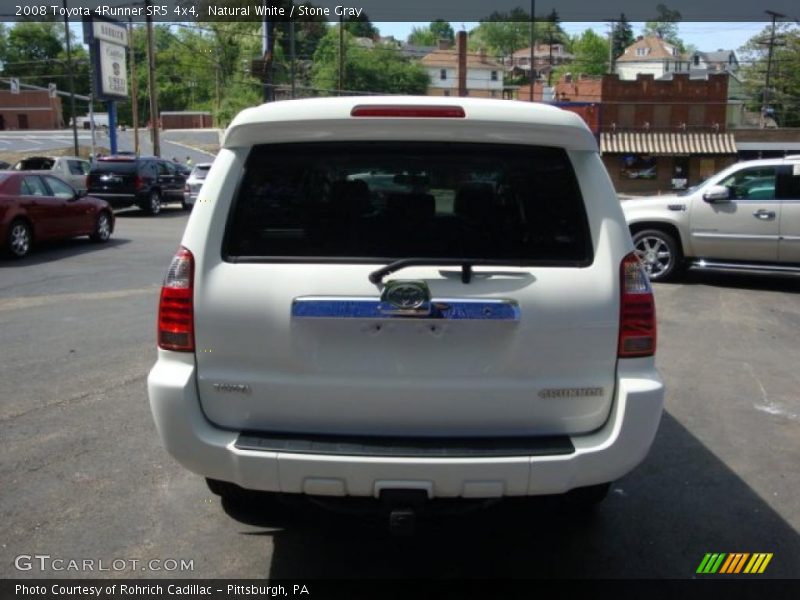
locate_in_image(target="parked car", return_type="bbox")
[0,161,11,170]
[12,156,91,192]
[87,156,188,215]
[147,97,664,525]
[182,163,212,209]
[0,172,114,258]
[622,156,800,281]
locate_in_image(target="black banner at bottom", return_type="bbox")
[3,579,800,600]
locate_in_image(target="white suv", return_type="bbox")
[148,97,664,520]
[623,156,800,281]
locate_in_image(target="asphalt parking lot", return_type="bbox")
[1,209,799,579]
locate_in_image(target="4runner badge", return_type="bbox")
[379,280,432,316]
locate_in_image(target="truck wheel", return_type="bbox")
[632,229,682,282]
[145,191,162,216]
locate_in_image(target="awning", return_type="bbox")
[600,132,737,155]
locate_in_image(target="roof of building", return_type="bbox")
[617,35,686,62]
[420,49,503,70]
[697,50,737,64]
[512,44,573,59]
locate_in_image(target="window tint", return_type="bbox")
[21,176,49,196]
[44,176,75,199]
[719,167,776,200]
[225,143,592,265]
[68,160,89,175]
[92,161,138,173]
[777,166,800,199]
[191,165,211,180]
[15,158,55,171]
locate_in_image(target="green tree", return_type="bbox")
[408,20,455,46]
[312,28,428,95]
[343,13,378,39]
[612,13,635,59]
[471,10,566,58]
[643,4,684,49]
[553,29,609,81]
[739,24,800,126]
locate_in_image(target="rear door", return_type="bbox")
[156,160,180,200]
[777,164,800,263]
[195,142,619,438]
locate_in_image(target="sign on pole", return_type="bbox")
[98,41,128,98]
[10,78,19,94]
[48,83,57,99]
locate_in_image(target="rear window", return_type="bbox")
[224,142,592,265]
[91,161,139,173]
[14,158,55,170]
[191,165,211,180]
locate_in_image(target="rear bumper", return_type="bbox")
[89,192,137,208]
[148,353,664,498]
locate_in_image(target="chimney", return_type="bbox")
[457,30,467,97]
[437,39,452,51]
[637,35,643,41]
[478,46,487,63]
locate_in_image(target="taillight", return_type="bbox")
[350,105,465,118]
[618,253,656,358]
[158,247,194,352]
[134,175,143,190]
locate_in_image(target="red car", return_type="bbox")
[0,172,114,258]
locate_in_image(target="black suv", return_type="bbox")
[87,156,189,215]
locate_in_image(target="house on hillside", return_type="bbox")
[420,40,504,98]
[615,35,691,80]
[506,43,574,82]
[689,50,739,74]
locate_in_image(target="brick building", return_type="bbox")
[160,111,213,130]
[522,73,738,193]
[0,89,63,130]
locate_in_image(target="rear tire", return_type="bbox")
[181,197,192,211]
[90,212,112,243]
[7,219,32,258]
[632,229,683,282]
[206,478,253,502]
[562,482,611,510]
[144,190,162,216]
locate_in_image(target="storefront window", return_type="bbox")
[621,155,657,180]
[672,157,689,189]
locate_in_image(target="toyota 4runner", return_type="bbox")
[147,97,664,518]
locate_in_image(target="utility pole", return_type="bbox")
[529,0,536,102]
[145,0,160,156]
[608,19,616,74]
[289,21,296,99]
[338,15,344,95]
[62,0,79,156]
[129,18,139,157]
[762,10,785,127]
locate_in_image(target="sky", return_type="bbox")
[374,22,769,53]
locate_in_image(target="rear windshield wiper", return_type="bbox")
[369,258,529,285]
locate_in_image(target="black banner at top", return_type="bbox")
[0,0,798,23]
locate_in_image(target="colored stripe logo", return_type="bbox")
[696,553,773,574]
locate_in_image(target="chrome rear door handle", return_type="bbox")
[753,210,776,220]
